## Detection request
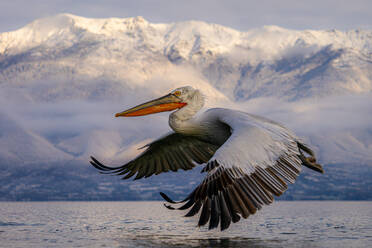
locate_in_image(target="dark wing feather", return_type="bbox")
[160,109,323,231]
[161,154,300,231]
[160,154,321,232]
[90,132,219,180]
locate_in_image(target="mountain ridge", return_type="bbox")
[1,14,371,100]
[0,14,371,200]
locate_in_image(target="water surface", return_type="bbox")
[0,201,371,247]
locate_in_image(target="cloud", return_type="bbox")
[0,72,229,164]
[1,69,371,166]
[234,93,372,164]
[238,93,372,133]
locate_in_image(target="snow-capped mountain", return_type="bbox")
[0,14,371,200]
[1,13,371,101]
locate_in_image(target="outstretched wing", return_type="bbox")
[90,132,219,180]
[161,108,323,231]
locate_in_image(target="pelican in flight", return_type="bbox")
[90,86,323,231]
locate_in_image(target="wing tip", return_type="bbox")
[164,204,175,210]
[297,142,324,174]
[160,192,177,203]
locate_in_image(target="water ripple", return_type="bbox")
[0,201,371,248]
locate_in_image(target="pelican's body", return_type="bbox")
[91,86,323,231]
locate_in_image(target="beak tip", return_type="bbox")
[115,113,121,117]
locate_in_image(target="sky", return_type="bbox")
[0,0,372,33]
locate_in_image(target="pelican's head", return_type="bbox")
[115,86,202,117]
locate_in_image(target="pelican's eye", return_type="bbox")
[173,91,181,97]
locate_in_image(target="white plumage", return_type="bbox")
[91,86,323,230]
[204,108,301,173]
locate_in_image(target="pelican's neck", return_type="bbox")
[169,90,204,134]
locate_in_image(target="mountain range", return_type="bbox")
[0,14,371,200]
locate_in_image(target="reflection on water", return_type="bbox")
[0,201,371,248]
[121,237,288,248]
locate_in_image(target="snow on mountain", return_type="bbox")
[1,14,371,100]
[0,14,371,167]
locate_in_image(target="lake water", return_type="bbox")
[0,201,371,248]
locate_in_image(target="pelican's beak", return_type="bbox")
[115,94,187,117]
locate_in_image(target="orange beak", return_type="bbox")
[115,93,187,117]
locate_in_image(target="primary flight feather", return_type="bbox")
[90,86,323,231]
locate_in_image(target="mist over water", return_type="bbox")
[0,201,371,248]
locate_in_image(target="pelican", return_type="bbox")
[90,86,323,231]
